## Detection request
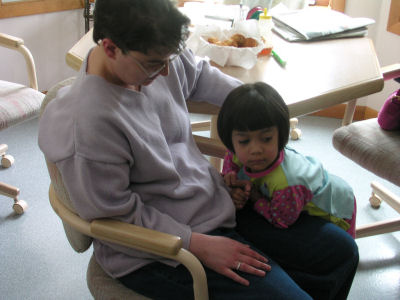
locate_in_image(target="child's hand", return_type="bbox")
[230,187,249,210]
[223,171,238,187]
[223,172,252,210]
[249,186,263,204]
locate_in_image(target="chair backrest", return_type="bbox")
[40,77,93,252]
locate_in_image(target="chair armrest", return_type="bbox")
[0,32,38,90]
[381,63,400,81]
[49,184,182,256]
[0,32,24,49]
[193,134,226,159]
[91,219,182,256]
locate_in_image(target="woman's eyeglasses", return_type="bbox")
[128,52,180,79]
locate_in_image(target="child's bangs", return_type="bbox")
[233,100,276,132]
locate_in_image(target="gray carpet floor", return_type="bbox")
[0,115,399,299]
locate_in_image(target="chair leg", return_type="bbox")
[356,181,400,238]
[0,182,27,214]
[356,219,400,238]
[370,181,400,213]
[289,118,302,140]
[0,144,15,168]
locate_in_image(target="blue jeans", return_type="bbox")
[118,208,358,300]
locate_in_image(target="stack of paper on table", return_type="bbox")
[271,7,375,42]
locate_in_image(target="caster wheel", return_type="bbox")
[1,154,15,168]
[369,195,381,208]
[290,128,302,140]
[13,200,28,214]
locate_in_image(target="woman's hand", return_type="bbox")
[189,232,271,286]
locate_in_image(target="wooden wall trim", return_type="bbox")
[0,0,84,19]
[387,0,400,36]
[314,0,345,12]
[330,0,345,12]
[311,103,378,120]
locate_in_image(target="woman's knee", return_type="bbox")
[207,270,313,300]
[244,268,313,300]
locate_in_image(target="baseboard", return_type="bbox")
[311,104,378,120]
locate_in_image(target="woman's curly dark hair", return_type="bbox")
[93,0,190,55]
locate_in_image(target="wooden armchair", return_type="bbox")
[0,33,45,214]
[332,63,400,239]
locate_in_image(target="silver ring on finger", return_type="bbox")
[236,261,241,271]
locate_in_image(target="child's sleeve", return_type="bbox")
[378,89,400,130]
[222,150,240,175]
[253,185,313,228]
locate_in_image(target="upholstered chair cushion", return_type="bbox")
[0,80,44,130]
[332,118,400,186]
[87,255,151,300]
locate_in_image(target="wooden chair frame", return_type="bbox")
[335,63,400,239]
[0,32,42,214]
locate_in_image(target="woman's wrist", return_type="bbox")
[189,232,207,257]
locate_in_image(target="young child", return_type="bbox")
[217,82,356,238]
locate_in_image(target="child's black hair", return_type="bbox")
[217,82,290,152]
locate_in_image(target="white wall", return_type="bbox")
[0,9,85,91]
[0,1,398,111]
[345,0,400,111]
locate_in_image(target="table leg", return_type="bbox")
[342,99,357,126]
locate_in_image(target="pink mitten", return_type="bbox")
[378,89,400,130]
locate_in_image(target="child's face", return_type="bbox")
[232,127,279,173]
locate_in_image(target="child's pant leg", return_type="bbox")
[236,205,359,300]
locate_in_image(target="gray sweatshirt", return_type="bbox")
[38,48,242,278]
